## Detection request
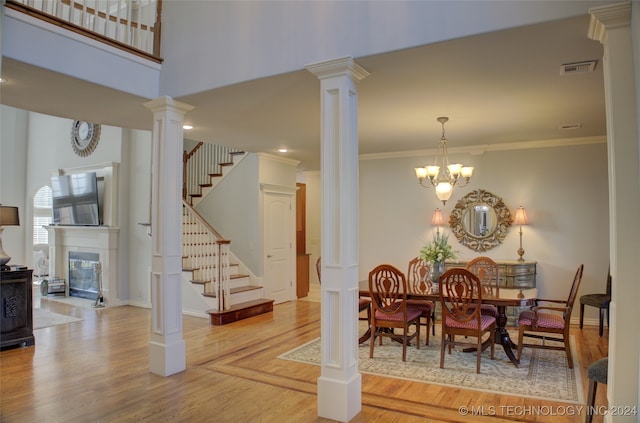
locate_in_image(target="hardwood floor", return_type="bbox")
[1,285,608,422]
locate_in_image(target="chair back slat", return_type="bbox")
[565,264,584,319]
[369,264,407,315]
[407,257,432,294]
[466,256,499,297]
[439,268,481,323]
[316,256,322,284]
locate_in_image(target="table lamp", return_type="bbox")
[513,206,528,262]
[431,208,444,236]
[0,205,20,270]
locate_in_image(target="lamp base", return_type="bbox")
[517,247,525,262]
[1,265,10,271]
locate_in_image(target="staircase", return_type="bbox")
[182,143,273,324]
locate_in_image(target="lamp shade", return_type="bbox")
[0,206,19,226]
[431,208,444,226]
[513,206,528,225]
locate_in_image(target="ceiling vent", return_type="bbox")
[560,60,597,75]
[560,123,583,130]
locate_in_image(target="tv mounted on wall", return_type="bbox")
[51,172,101,226]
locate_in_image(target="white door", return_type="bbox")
[264,192,295,304]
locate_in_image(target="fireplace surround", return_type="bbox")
[47,162,121,307]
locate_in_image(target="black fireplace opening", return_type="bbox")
[68,252,100,300]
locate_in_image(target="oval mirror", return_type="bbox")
[449,189,513,252]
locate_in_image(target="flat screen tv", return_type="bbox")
[51,172,101,226]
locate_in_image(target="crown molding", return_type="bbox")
[358,135,607,161]
[588,2,632,43]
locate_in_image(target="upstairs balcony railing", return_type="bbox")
[5,0,162,61]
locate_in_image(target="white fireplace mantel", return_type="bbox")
[47,225,121,307]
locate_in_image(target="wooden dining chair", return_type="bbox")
[406,257,435,344]
[465,256,500,318]
[368,264,421,361]
[439,268,496,373]
[516,264,584,369]
[579,267,611,337]
[317,257,371,342]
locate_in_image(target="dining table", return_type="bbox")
[358,280,537,366]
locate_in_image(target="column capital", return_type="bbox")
[306,56,369,82]
[588,2,632,43]
[144,95,195,114]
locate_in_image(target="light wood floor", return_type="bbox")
[1,283,609,423]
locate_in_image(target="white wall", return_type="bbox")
[0,106,28,266]
[306,141,609,323]
[159,1,615,98]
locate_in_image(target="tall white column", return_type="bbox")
[144,96,195,377]
[306,57,369,422]
[589,3,640,420]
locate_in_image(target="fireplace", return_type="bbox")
[69,252,100,300]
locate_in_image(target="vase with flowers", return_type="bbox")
[419,234,457,284]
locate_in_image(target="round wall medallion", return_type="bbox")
[71,120,101,157]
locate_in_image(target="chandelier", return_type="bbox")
[414,117,474,205]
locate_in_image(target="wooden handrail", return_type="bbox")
[182,200,228,242]
[183,142,203,199]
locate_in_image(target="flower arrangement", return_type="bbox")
[419,233,456,264]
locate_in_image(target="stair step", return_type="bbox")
[229,151,245,156]
[202,285,262,298]
[230,273,250,280]
[206,298,274,325]
[208,173,222,178]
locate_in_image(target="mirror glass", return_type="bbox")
[449,189,513,252]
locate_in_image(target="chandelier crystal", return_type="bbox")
[414,117,474,205]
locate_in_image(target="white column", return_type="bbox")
[589,3,640,420]
[306,57,369,422]
[143,96,195,377]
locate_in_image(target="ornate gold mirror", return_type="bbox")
[448,189,513,252]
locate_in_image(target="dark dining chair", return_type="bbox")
[465,256,500,318]
[368,264,421,361]
[439,268,496,373]
[406,257,435,344]
[586,357,608,423]
[579,268,611,337]
[516,264,584,369]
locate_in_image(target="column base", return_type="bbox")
[318,373,362,422]
[149,339,186,376]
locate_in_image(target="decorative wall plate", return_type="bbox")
[71,121,101,157]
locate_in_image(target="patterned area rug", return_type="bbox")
[279,327,584,404]
[33,308,82,329]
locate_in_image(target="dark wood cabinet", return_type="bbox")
[1,269,35,349]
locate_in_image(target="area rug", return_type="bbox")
[33,308,83,329]
[42,295,97,309]
[279,328,584,404]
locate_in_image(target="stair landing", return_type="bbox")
[206,298,274,325]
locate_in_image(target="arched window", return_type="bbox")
[33,186,52,244]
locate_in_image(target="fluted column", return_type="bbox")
[589,2,640,418]
[144,96,195,376]
[306,57,369,422]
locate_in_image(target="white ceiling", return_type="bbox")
[0,15,606,171]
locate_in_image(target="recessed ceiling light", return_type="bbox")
[278,148,288,153]
[183,125,193,130]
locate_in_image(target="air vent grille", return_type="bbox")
[560,60,597,75]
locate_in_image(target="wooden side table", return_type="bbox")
[1,269,35,349]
